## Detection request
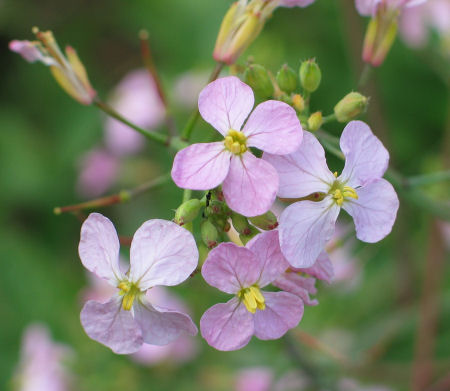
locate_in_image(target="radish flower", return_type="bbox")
[79,213,198,354]
[172,76,303,217]
[264,121,399,268]
[200,230,304,351]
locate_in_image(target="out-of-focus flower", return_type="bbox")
[213,0,315,65]
[200,230,304,351]
[173,70,210,109]
[9,28,96,104]
[76,148,119,198]
[235,367,273,391]
[14,324,72,391]
[264,121,399,268]
[172,76,303,217]
[338,378,393,391]
[105,69,165,156]
[78,213,198,354]
[400,0,450,53]
[356,0,428,65]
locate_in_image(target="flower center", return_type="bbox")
[238,285,265,314]
[118,281,141,311]
[224,129,247,155]
[329,179,358,207]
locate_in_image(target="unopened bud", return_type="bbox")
[307,111,323,132]
[174,199,202,226]
[334,92,368,122]
[201,219,219,249]
[239,226,260,245]
[276,64,298,94]
[231,213,252,235]
[244,64,274,99]
[249,211,278,230]
[291,94,305,112]
[299,59,321,93]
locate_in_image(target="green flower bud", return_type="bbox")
[291,94,305,112]
[307,111,323,132]
[248,211,278,230]
[239,226,260,245]
[244,64,274,99]
[231,213,252,235]
[174,199,202,226]
[201,219,219,249]
[276,64,298,94]
[333,92,368,122]
[299,59,321,93]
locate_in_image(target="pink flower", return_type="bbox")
[355,0,427,16]
[200,230,304,351]
[273,249,334,306]
[105,69,165,156]
[172,76,303,217]
[235,367,273,391]
[76,148,119,198]
[264,121,399,268]
[278,0,316,7]
[15,324,72,391]
[79,213,198,354]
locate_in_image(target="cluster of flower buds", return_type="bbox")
[10,28,96,105]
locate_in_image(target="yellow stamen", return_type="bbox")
[342,186,358,200]
[224,129,247,155]
[333,171,338,177]
[117,281,140,311]
[332,189,344,206]
[238,285,265,314]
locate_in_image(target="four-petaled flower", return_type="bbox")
[200,230,304,351]
[171,76,303,217]
[79,213,198,354]
[264,120,399,268]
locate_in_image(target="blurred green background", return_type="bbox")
[0,0,449,390]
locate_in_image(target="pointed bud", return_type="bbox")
[291,94,305,112]
[231,213,252,235]
[244,64,274,99]
[174,199,202,226]
[334,92,368,122]
[307,111,323,132]
[249,211,278,230]
[276,64,298,94]
[239,226,260,245]
[201,219,219,249]
[299,59,321,93]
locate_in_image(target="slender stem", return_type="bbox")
[94,98,168,145]
[181,62,224,141]
[358,63,373,89]
[406,170,450,187]
[54,173,171,214]
[322,113,337,124]
[182,189,192,203]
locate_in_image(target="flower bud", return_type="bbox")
[249,211,278,230]
[231,213,252,235]
[276,64,298,94]
[334,92,368,123]
[201,219,219,249]
[239,226,260,245]
[299,59,321,93]
[174,199,202,226]
[291,94,305,112]
[244,64,274,99]
[307,111,323,132]
[9,28,96,105]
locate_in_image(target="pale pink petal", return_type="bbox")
[300,251,334,283]
[133,301,197,346]
[253,291,304,340]
[342,178,399,243]
[200,298,254,351]
[273,273,318,306]
[9,40,56,65]
[263,131,335,198]
[202,243,261,294]
[279,198,340,268]
[198,76,254,135]
[129,219,198,290]
[400,6,428,47]
[355,0,380,16]
[246,230,290,288]
[339,121,389,188]
[78,213,123,285]
[80,298,143,354]
[171,142,231,190]
[279,0,316,7]
[243,100,303,155]
[223,152,278,217]
[235,368,273,391]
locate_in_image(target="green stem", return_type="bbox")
[181,62,224,141]
[322,113,337,124]
[358,63,373,89]
[406,170,450,187]
[182,189,192,203]
[54,173,171,214]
